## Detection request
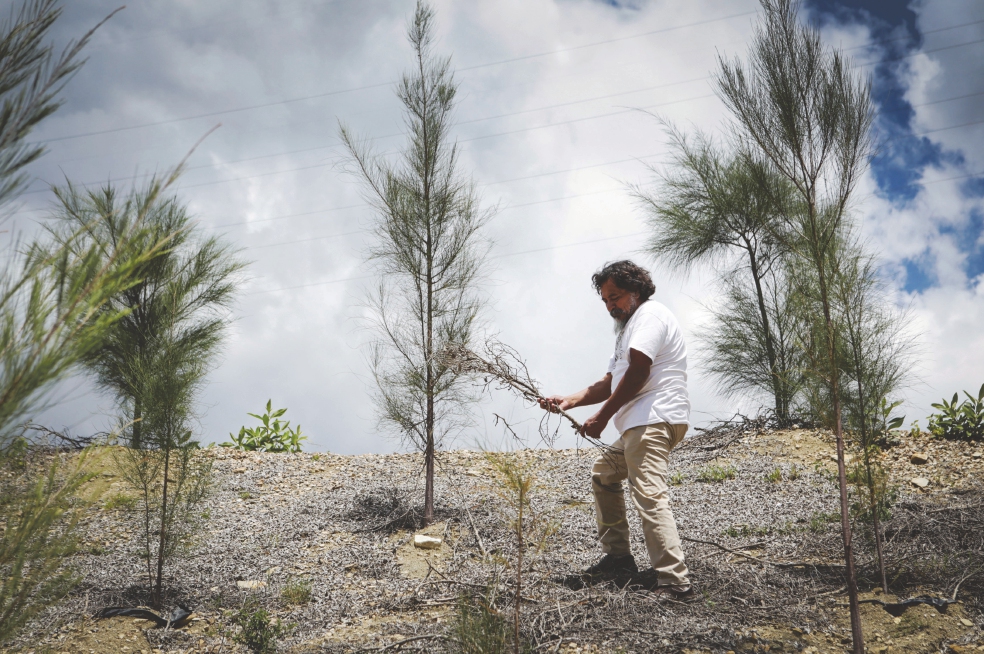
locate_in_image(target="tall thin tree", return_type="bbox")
[716,0,874,649]
[341,1,491,525]
[634,127,800,422]
[44,179,243,607]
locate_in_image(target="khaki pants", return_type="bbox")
[592,422,690,586]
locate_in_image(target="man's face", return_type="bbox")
[600,279,640,329]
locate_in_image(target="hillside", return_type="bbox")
[8,425,983,653]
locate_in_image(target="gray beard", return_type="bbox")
[613,317,628,334]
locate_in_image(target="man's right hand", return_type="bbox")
[539,395,573,413]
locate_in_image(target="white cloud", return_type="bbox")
[14,0,983,453]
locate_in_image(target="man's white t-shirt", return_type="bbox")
[606,299,690,433]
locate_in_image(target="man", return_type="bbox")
[540,260,693,600]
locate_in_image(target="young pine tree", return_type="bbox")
[341,1,491,526]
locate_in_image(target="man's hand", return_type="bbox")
[580,410,609,439]
[539,395,573,413]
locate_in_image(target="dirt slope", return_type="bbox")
[5,428,982,653]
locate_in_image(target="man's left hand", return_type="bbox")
[581,411,609,439]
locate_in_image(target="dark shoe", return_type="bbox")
[583,553,638,578]
[651,583,696,601]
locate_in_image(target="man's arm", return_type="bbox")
[539,374,612,413]
[580,348,652,438]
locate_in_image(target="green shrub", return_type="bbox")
[453,594,511,654]
[280,578,312,606]
[927,383,984,442]
[809,511,840,533]
[669,471,686,486]
[223,400,307,453]
[765,467,782,483]
[233,599,289,654]
[103,493,137,511]
[696,464,737,483]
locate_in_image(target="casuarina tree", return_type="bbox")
[0,0,153,639]
[716,0,874,649]
[634,126,801,423]
[43,179,244,607]
[341,1,491,525]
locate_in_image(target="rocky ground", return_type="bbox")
[6,425,983,654]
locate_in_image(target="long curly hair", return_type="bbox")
[591,260,656,301]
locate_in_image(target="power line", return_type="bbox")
[246,230,647,295]
[35,9,760,145]
[236,186,626,250]
[21,19,984,194]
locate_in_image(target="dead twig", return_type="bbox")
[353,634,451,653]
[681,536,845,569]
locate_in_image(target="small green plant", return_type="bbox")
[808,511,841,533]
[453,593,511,654]
[233,599,289,654]
[697,464,737,483]
[485,451,558,654]
[788,464,800,481]
[765,467,782,483]
[311,454,321,462]
[239,491,253,500]
[279,578,312,606]
[103,493,138,511]
[669,471,686,486]
[223,400,307,453]
[927,383,984,442]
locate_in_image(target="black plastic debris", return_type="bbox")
[858,596,957,617]
[94,605,194,628]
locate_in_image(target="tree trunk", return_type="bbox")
[152,445,170,609]
[871,488,888,594]
[419,35,436,528]
[514,483,523,654]
[747,249,785,423]
[817,253,864,654]
[132,397,142,449]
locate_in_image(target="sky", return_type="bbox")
[7,0,983,454]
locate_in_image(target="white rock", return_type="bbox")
[237,580,267,590]
[910,477,930,488]
[413,534,442,550]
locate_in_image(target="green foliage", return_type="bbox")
[103,493,137,511]
[279,578,312,606]
[0,0,167,639]
[239,491,253,500]
[223,401,306,453]
[668,470,686,486]
[44,179,245,451]
[233,599,289,654]
[114,431,212,608]
[485,452,557,654]
[634,124,801,424]
[696,464,737,483]
[766,467,782,483]
[927,383,984,442]
[788,464,800,481]
[43,177,241,608]
[452,594,512,654]
[809,511,841,533]
[0,455,90,641]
